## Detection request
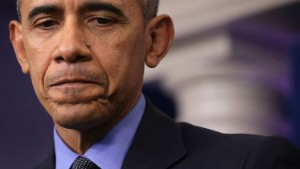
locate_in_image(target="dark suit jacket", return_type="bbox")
[35,99,300,169]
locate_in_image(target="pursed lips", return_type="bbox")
[48,78,99,88]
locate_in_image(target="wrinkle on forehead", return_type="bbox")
[19,0,144,20]
[22,0,140,14]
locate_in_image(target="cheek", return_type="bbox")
[24,34,53,69]
[23,36,53,97]
[92,30,147,85]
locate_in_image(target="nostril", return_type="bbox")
[54,55,88,63]
[55,56,65,63]
[76,55,87,62]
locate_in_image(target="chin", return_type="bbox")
[49,103,111,130]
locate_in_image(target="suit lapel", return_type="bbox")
[34,147,55,169]
[122,99,187,169]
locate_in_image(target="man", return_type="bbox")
[9,0,300,169]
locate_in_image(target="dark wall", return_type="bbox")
[292,41,300,146]
[0,2,53,169]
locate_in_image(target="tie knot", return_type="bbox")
[71,157,100,169]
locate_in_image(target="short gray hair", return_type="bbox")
[141,0,159,22]
[16,0,159,22]
[16,0,21,20]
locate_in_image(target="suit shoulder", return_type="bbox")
[176,122,300,168]
[178,122,260,157]
[178,122,299,152]
[244,136,300,168]
[179,122,263,147]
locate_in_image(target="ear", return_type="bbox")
[9,20,29,74]
[145,14,174,68]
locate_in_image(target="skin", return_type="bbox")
[10,0,174,154]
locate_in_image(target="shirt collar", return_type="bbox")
[54,95,146,169]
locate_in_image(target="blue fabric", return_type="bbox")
[54,95,146,169]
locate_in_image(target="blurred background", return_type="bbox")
[1,0,300,168]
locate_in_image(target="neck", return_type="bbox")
[55,122,113,155]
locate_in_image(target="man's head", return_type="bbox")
[10,0,174,132]
[17,0,159,22]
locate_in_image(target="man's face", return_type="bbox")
[11,0,151,130]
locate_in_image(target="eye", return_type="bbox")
[88,17,117,26]
[35,20,60,30]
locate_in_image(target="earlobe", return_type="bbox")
[145,14,174,68]
[9,20,29,74]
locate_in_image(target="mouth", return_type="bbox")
[48,78,99,88]
[46,77,107,104]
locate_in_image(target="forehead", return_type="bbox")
[20,0,142,17]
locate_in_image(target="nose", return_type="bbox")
[53,18,91,63]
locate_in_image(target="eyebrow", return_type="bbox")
[28,5,62,21]
[79,2,125,17]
